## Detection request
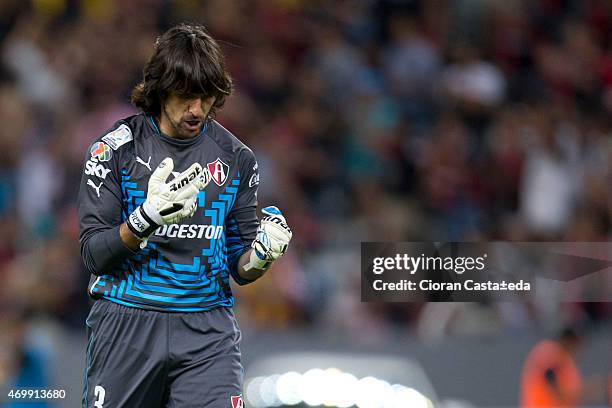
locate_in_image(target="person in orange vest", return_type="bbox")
[520,327,582,407]
[608,367,611,406]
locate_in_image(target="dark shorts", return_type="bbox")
[82,300,244,408]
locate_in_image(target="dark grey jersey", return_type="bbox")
[77,113,259,311]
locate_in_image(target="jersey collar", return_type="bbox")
[147,115,208,146]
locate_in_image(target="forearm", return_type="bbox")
[119,222,142,251]
[80,224,138,276]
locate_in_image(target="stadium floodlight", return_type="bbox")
[330,371,359,407]
[244,352,438,407]
[260,374,282,406]
[388,385,432,408]
[246,376,266,408]
[299,368,327,406]
[245,370,433,408]
[276,371,302,405]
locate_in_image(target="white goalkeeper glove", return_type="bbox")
[126,157,210,247]
[244,206,293,271]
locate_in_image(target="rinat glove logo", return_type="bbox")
[169,165,202,192]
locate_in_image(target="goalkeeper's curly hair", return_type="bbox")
[131,23,233,119]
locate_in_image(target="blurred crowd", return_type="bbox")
[0,0,611,385]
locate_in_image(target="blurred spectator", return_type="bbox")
[0,310,52,408]
[0,0,607,339]
[519,107,579,237]
[520,327,606,407]
[520,327,583,407]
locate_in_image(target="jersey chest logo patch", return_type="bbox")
[207,158,229,186]
[90,142,112,162]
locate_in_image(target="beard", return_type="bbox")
[163,107,204,139]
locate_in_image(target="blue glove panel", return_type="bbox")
[262,206,282,216]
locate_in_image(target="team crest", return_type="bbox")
[90,142,112,162]
[207,158,229,186]
[230,395,243,408]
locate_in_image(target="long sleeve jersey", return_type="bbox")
[77,113,260,312]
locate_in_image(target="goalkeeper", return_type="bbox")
[77,23,292,408]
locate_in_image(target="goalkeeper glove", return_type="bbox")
[244,206,293,271]
[127,157,210,247]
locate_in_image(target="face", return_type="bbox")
[159,93,216,139]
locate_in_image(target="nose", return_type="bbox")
[186,98,204,117]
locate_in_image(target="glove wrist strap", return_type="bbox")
[243,248,271,272]
[127,205,160,239]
